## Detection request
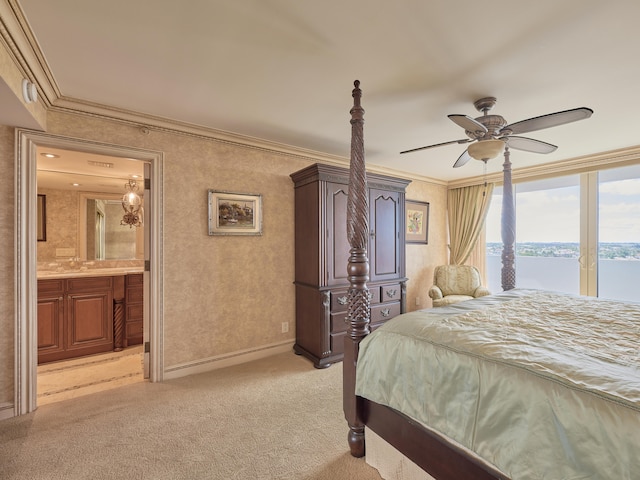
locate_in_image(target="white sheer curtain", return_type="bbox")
[447,183,494,265]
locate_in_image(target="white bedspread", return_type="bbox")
[355,289,640,480]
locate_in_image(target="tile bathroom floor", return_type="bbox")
[37,345,144,406]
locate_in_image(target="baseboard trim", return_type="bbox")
[163,341,294,380]
[0,402,15,420]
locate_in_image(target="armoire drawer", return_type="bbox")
[381,284,401,302]
[371,302,401,323]
[330,290,350,312]
[331,301,401,334]
[331,287,381,313]
[330,311,349,334]
[330,321,386,356]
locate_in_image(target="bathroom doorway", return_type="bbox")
[15,130,164,414]
[36,146,144,404]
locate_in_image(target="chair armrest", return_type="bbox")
[428,286,443,300]
[473,286,491,298]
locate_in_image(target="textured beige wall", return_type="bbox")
[45,111,313,368]
[404,180,449,311]
[0,125,15,409]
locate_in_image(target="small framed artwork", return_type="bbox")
[208,190,262,236]
[37,194,46,242]
[406,200,429,244]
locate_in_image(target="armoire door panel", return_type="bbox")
[370,189,401,281]
[293,181,321,285]
[327,183,350,286]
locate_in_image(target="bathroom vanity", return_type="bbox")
[37,269,143,364]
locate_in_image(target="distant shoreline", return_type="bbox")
[486,242,640,260]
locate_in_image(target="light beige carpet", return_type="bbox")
[1,351,383,480]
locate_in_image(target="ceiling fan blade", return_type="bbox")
[505,107,593,135]
[453,149,472,168]
[448,114,488,135]
[400,138,471,155]
[505,136,558,154]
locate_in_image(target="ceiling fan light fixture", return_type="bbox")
[468,139,504,161]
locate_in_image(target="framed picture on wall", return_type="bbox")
[406,200,429,244]
[37,194,46,242]
[208,190,263,236]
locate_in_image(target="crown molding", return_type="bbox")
[365,163,447,187]
[0,1,33,80]
[50,95,355,162]
[0,0,59,106]
[47,95,450,185]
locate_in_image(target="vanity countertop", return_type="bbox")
[37,267,144,280]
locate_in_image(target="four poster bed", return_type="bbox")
[342,81,640,480]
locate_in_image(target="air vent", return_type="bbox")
[87,160,114,168]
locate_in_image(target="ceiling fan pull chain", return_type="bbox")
[482,159,488,197]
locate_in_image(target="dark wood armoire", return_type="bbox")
[290,163,411,368]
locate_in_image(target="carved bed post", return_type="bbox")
[501,146,516,291]
[343,80,370,458]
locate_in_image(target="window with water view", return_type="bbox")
[485,164,640,302]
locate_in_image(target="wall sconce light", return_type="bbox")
[121,179,143,228]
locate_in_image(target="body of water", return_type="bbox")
[487,255,639,302]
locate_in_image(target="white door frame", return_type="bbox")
[14,129,164,416]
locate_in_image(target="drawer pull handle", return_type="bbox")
[385,289,397,298]
[381,308,391,318]
[337,296,348,305]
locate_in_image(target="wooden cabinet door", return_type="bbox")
[65,289,114,357]
[38,276,117,363]
[326,181,350,286]
[369,188,402,282]
[37,293,65,363]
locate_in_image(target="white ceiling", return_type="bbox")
[17,0,640,184]
[37,146,145,193]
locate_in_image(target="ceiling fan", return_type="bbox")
[400,97,593,168]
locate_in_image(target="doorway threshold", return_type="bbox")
[37,345,144,406]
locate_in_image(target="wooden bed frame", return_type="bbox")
[342,80,509,480]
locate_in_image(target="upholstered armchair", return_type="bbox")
[428,265,491,307]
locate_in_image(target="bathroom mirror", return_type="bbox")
[36,146,146,263]
[79,192,144,261]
